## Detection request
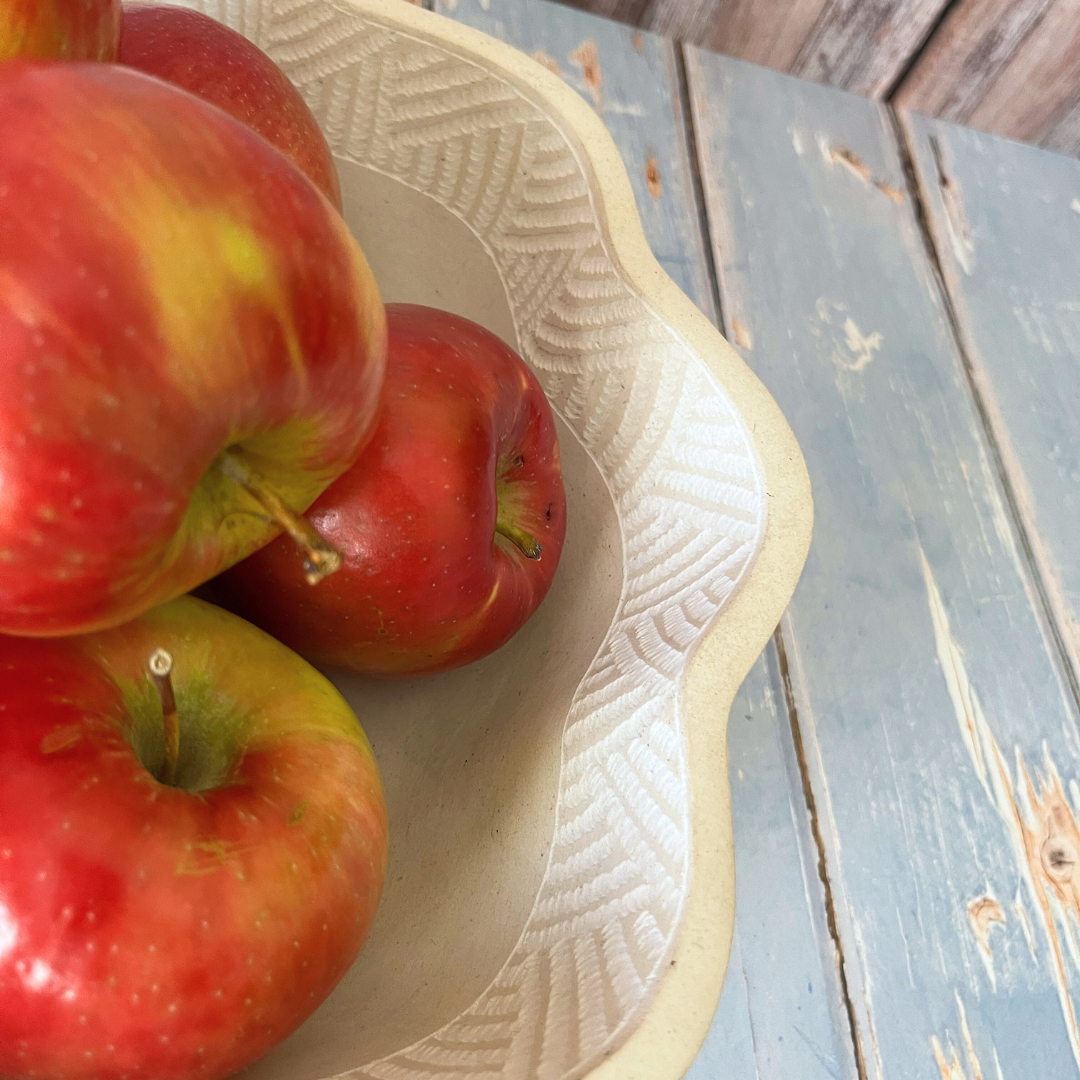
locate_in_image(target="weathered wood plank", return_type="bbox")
[687,646,858,1079]
[894,0,1080,152]
[435,2,853,1074]
[788,0,951,97]
[902,111,1080,710]
[644,0,828,70]
[688,43,1080,1076]
[892,0,1055,125]
[557,0,951,99]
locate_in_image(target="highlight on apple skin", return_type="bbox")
[0,596,388,1080]
[0,0,121,61]
[119,3,343,210]
[0,60,387,638]
[214,304,568,676]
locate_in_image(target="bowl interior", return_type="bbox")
[242,160,625,1076]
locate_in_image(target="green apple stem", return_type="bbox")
[221,450,342,585]
[495,520,542,560]
[148,648,180,786]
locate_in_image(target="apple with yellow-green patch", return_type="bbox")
[1,0,120,60]
[0,60,386,636]
[0,596,388,1079]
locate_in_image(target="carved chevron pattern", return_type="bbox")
[186,1,766,1075]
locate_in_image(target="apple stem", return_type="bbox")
[221,450,342,585]
[495,520,542,560]
[148,648,180,786]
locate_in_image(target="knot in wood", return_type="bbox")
[1041,836,1077,883]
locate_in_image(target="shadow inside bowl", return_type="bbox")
[239,161,625,1076]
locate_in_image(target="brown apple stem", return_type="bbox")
[496,520,542,560]
[221,451,342,585]
[148,649,180,786]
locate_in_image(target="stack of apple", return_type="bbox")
[0,3,567,1077]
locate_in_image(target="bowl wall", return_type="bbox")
[171,1,804,1077]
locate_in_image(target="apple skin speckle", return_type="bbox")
[0,597,387,1080]
[215,305,566,677]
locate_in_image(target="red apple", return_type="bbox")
[119,3,341,210]
[0,595,388,1080]
[1,0,120,60]
[214,304,567,675]
[0,60,386,637]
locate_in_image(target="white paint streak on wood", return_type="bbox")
[840,317,883,372]
[603,101,647,116]
[921,548,1080,1068]
[809,297,884,374]
[918,546,992,798]
[1012,891,1037,960]
[896,906,916,988]
[966,894,1006,990]
[850,913,886,1080]
[929,136,976,275]
[967,417,1024,571]
[903,112,1080,703]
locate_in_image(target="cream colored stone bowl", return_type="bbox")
[178,1,814,1076]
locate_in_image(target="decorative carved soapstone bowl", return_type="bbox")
[180,1,813,1076]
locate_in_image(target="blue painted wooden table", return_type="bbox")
[432,0,1080,1073]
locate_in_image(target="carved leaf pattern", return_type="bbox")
[182,0,767,1075]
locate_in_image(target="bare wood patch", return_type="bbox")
[922,547,1080,1067]
[569,40,603,111]
[731,317,753,350]
[533,50,562,78]
[828,144,906,204]
[967,894,1006,987]
[931,993,989,1080]
[632,31,644,52]
[645,153,662,199]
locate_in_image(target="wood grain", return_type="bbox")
[902,112,1080,728]
[436,1,854,1074]
[688,42,1080,1076]
[790,0,952,97]
[644,0,827,71]
[894,0,1080,152]
[893,0,1055,122]
[562,0,953,99]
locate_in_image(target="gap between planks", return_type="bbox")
[882,0,964,101]
[773,629,870,1080]
[674,43,724,337]
[888,105,1080,721]
[678,40,869,1080]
